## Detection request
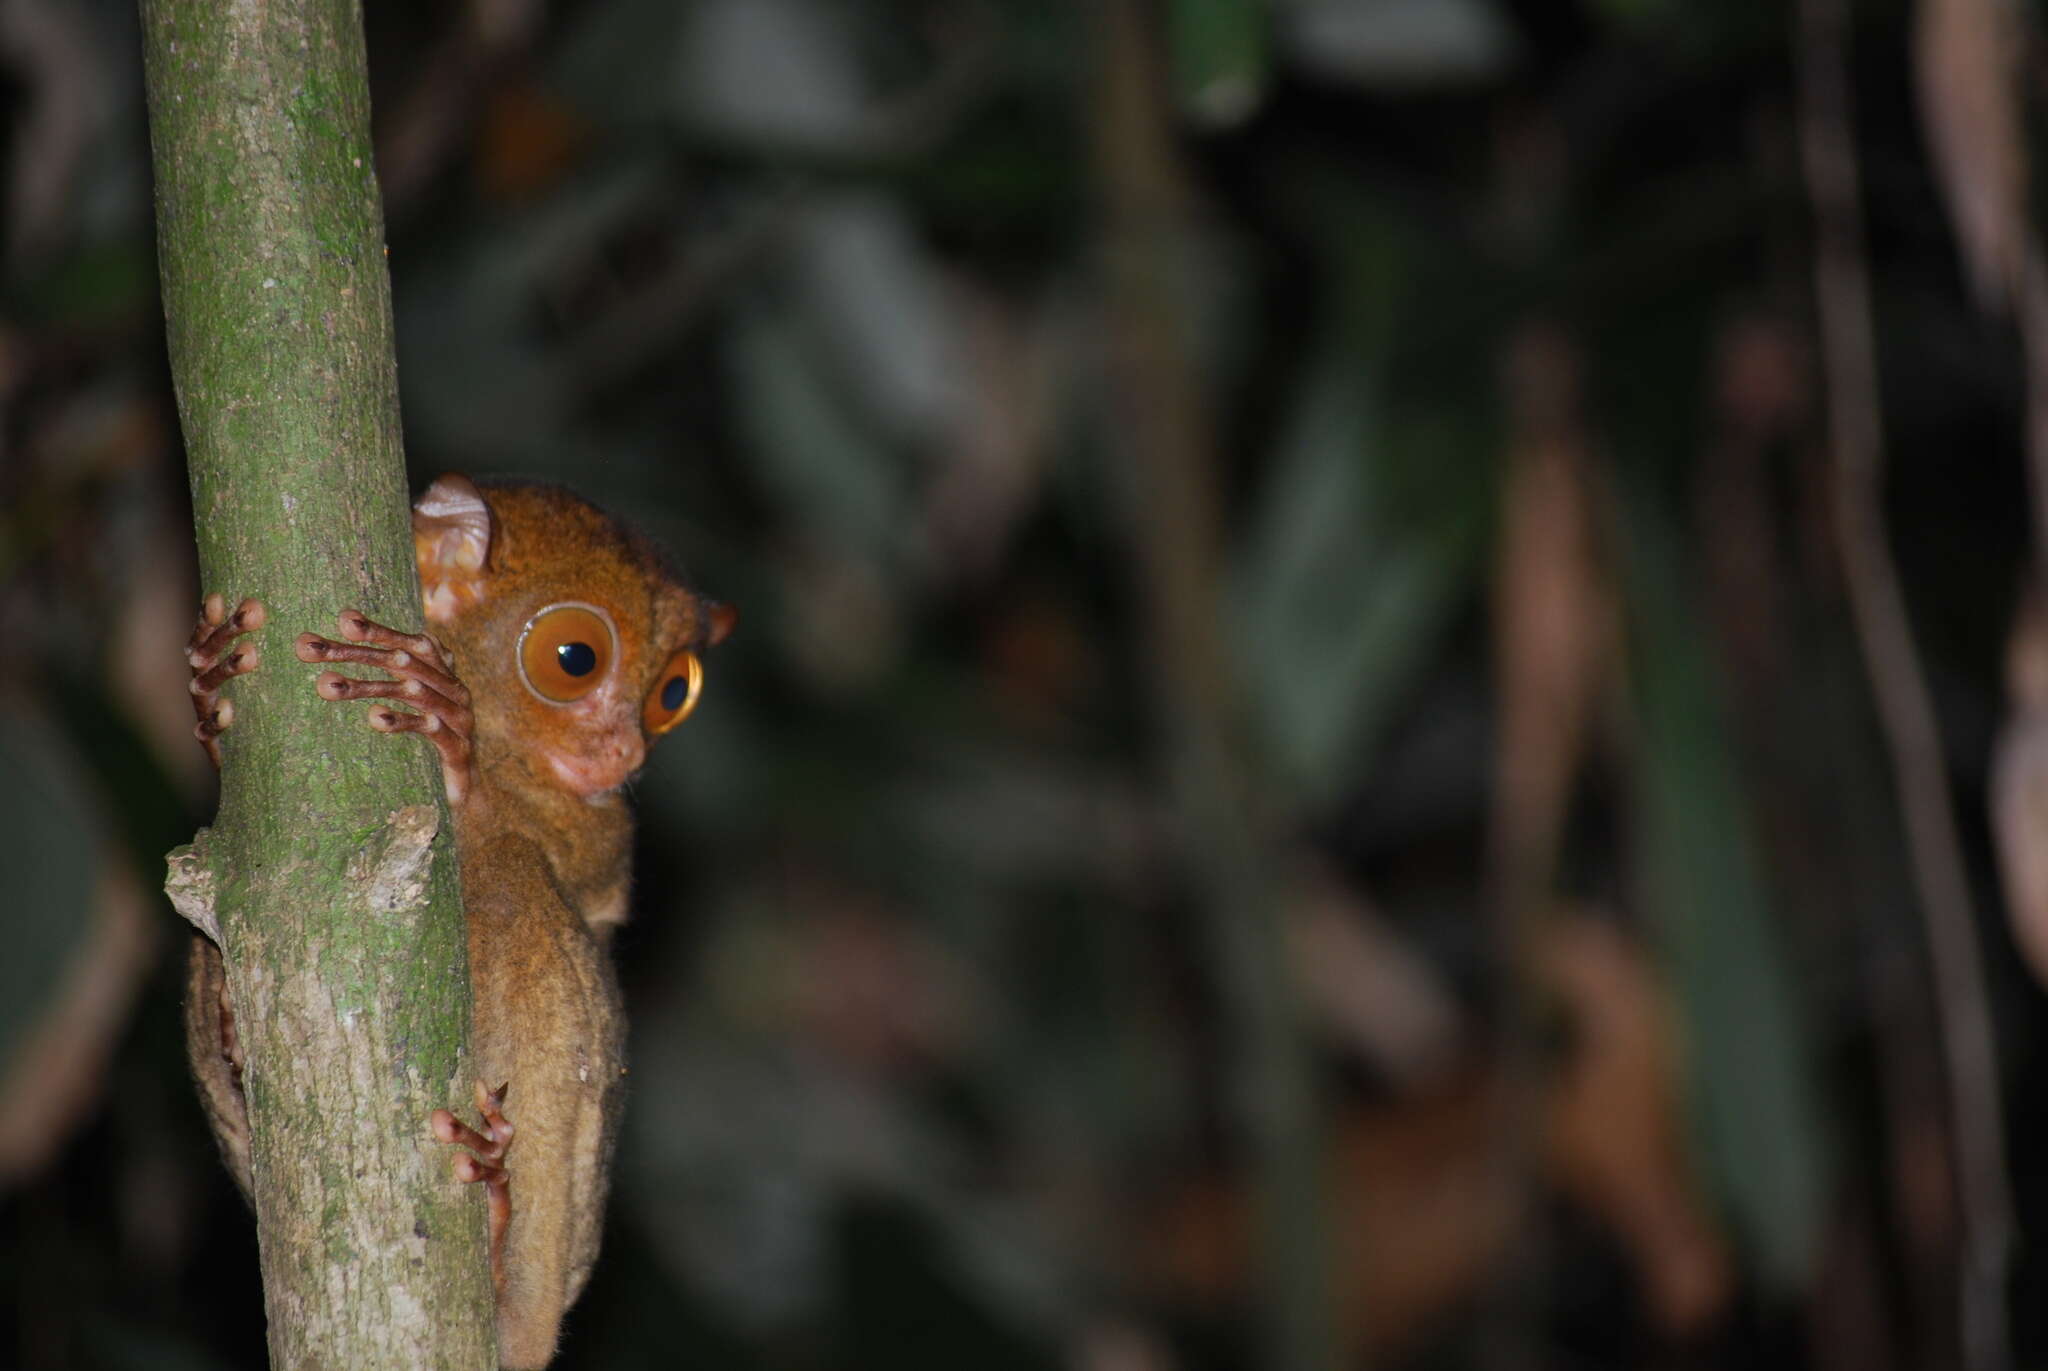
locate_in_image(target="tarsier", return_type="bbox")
[181,474,732,1369]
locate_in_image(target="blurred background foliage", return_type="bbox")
[3,0,2046,1368]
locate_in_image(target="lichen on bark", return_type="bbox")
[138,0,495,1366]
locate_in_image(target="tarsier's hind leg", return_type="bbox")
[183,935,253,1197]
[181,595,266,1195]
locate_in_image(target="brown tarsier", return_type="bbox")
[182,474,732,1369]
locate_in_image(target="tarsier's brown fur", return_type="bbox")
[184,476,727,1368]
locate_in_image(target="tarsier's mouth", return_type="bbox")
[549,749,642,798]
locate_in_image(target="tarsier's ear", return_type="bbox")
[703,600,738,647]
[414,474,494,624]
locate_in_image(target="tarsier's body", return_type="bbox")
[183,475,729,1369]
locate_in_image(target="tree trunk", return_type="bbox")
[139,1,496,1366]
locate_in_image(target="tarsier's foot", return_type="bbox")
[295,610,475,804]
[432,1080,514,1287]
[188,595,267,767]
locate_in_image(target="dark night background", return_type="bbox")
[3,1,2046,1368]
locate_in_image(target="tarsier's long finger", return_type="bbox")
[433,1080,514,1156]
[432,1109,501,1160]
[358,706,472,802]
[445,1142,511,1286]
[333,608,445,661]
[314,669,474,765]
[475,1080,512,1142]
[194,716,226,769]
[483,1171,510,1287]
[457,1157,513,1290]
[307,658,469,719]
[472,1081,513,1285]
[187,593,228,653]
[194,698,235,744]
[296,636,467,709]
[191,644,261,696]
[189,598,267,668]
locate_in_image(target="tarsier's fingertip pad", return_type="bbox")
[294,633,325,662]
[315,671,349,698]
[234,600,266,630]
[202,593,226,622]
[339,610,370,638]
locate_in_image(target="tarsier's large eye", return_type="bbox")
[519,604,615,703]
[642,649,703,736]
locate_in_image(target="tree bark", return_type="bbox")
[139,1,496,1367]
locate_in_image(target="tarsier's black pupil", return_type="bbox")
[661,676,688,711]
[557,642,598,677]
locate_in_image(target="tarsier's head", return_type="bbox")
[411,474,734,798]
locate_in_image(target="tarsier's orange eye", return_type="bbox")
[518,604,616,703]
[642,650,703,736]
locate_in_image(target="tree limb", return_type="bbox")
[139,1,495,1365]
[1797,1,2013,1366]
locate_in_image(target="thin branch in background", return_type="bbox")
[0,0,98,272]
[0,864,155,1181]
[562,192,799,401]
[377,0,544,215]
[2018,247,2048,584]
[1089,3,1337,1370]
[1796,3,2014,1369]
[1994,256,2048,988]
[1909,0,2048,1025]
[1700,310,1958,1367]
[1481,320,1608,1371]
[1912,0,2025,318]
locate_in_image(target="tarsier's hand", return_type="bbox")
[187,594,266,768]
[296,610,475,805]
